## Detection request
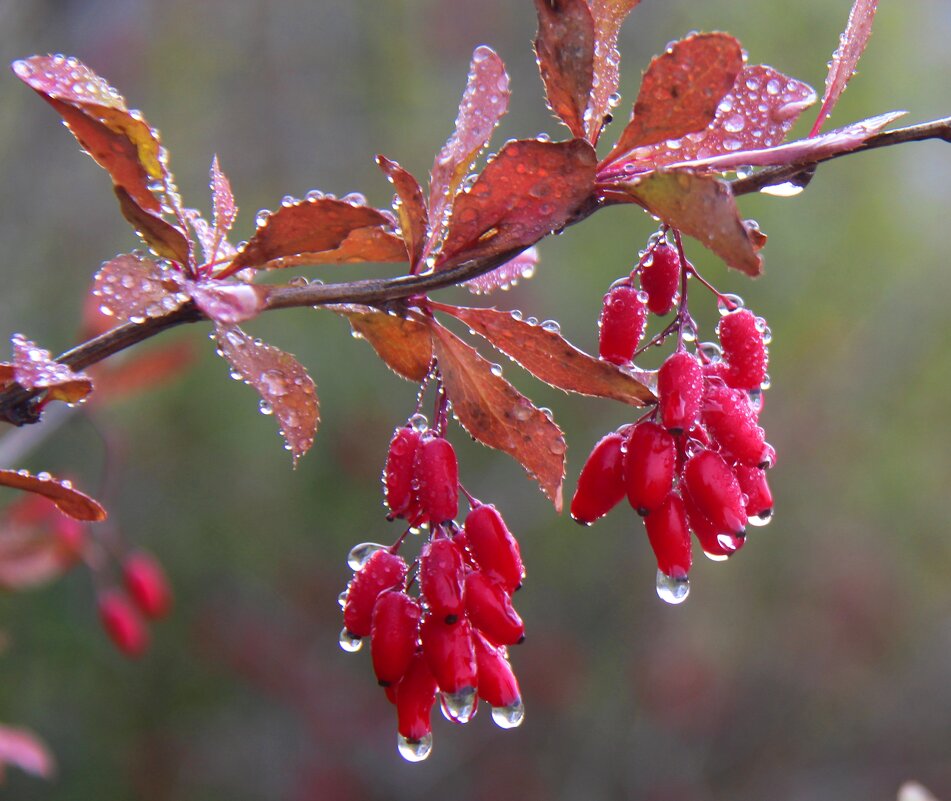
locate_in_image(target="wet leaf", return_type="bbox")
[586,0,641,143]
[333,306,433,381]
[376,155,429,267]
[115,186,191,264]
[92,253,189,324]
[463,246,539,295]
[0,469,106,522]
[438,139,597,269]
[435,303,655,404]
[0,725,56,781]
[812,0,878,135]
[429,46,510,233]
[210,155,237,245]
[621,171,763,275]
[607,33,744,160]
[188,280,267,325]
[10,334,93,404]
[533,0,595,139]
[224,197,406,274]
[429,321,566,511]
[214,325,318,465]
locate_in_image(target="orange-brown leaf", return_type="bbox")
[0,470,106,522]
[376,155,429,268]
[115,187,191,264]
[333,306,433,382]
[430,321,566,511]
[586,0,641,143]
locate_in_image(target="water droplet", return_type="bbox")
[259,400,273,415]
[347,542,386,571]
[698,342,722,362]
[260,369,289,397]
[681,321,697,343]
[338,628,363,652]
[760,374,772,391]
[749,509,773,527]
[759,181,804,198]
[717,293,745,315]
[540,320,560,333]
[703,550,730,562]
[723,114,745,133]
[490,363,503,377]
[440,687,478,724]
[748,388,763,412]
[409,413,429,433]
[716,533,739,552]
[656,570,690,604]
[397,732,433,762]
[337,590,349,609]
[255,209,270,227]
[510,310,523,321]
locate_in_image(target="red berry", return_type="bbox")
[419,538,466,623]
[122,551,172,619]
[371,589,422,686]
[598,285,647,364]
[658,351,703,434]
[473,632,522,715]
[701,380,766,466]
[344,550,408,638]
[570,431,627,525]
[683,450,747,535]
[464,571,525,646]
[98,590,149,658]
[639,242,680,316]
[643,492,692,578]
[717,309,768,389]
[682,490,741,558]
[414,436,459,524]
[395,650,438,743]
[624,422,676,515]
[420,614,477,695]
[463,504,524,592]
[384,427,422,519]
[734,464,773,524]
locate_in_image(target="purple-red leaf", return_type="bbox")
[9,334,93,405]
[438,139,597,269]
[435,303,656,405]
[429,320,566,511]
[188,281,267,325]
[428,47,511,237]
[606,33,745,162]
[0,725,56,781]
[0,494,85,591]
[214,324,318,465]
[376,155,429,268]
[463,246,539,295]
[115,187,191,265]
[0,469,106,522]
[585,0,641,143]
[812,0,879,136]
[92,253,189,324]
[333,305,433,382]
[533,0,595,139]
[210,155,237,247]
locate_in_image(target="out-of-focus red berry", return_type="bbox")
[122,551,172,619]
[98,590,149,658]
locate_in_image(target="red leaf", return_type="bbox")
[92,253,189,325]
[428,47,511,238]
[114,187,192,265]
[223,197,406,275]
[90,340,196,403]
[585,0,641,143]
[812,0,879,136]
[463,246,539,295]
[438,139,597,269]
[620,171,764,275]
[214,324,318,465]
[434,303,656,405]
[0,495,84,591]
[188,280,267,325]
[533,0,595,139]
[376,155,429,268]
[332,306,433,382]
[10,334,93,404]
[0,469,106,522]
[0,725,56,781]
[606,33,745,161]
[429,321,566,511]
[210,155,237,246]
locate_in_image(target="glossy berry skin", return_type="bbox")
[683,490,740,558]
[98,590,149,659]
[734,464,773,520]
[395,650,438,741]
[122,551,172,619]
[371,590,422,686]
[419,538,466,623]
[683,450,747,535]
[624,422,676,515]
[570,431,627,525]
[643,492,692,578]
[464,571,525,646]
[414,436,459,524]
[718,309,767,389]
[463,505,524,592]
[598,285,647,364]
[344,550,408,638]
[701,381,766,466]
[639,242,680,316]
[420,614,477,694]
[384,427,422,519]
[658,351,703,434]
[473,632,521,709]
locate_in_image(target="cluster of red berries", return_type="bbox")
[98,551,172,658]
[573,235,774,602]
[339,418,525,762]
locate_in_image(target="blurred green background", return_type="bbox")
[1,0,951,799]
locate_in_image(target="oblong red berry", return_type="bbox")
[384,426,422,519]
[414,436,459,524]
[718,309,767,389]
[701,381,766,466]
[598,285,647,364]
[643,492,692,578]
[343,550,408,638]
[419,538,466,623]
[683,450,747,535]
[420,614,477,694]
[639,242,680,316]
[683,490,742,558]
[464,571,525,646]
[624,422,676,515]
[570,431,627,525]
[122,551,172,619]
[734,464,773,523]
[473,631,521,709]
[463,504,524,592]
[371,589,422,686]
[658,351,703,434]
[98,590,149,659]
[395,650,438,741]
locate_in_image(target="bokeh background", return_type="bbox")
[1,0,951,799]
